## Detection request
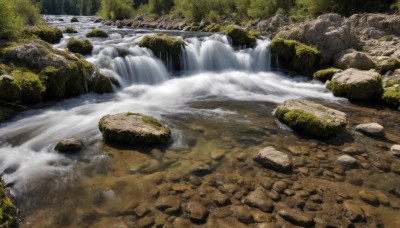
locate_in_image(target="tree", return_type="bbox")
[0,0,23,39]
[99,0,135,20]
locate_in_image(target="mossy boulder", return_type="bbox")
[327,68,383,100]
[373,56,400,74]
[0,178,17,227]
[94,74,113,94]
[26,26,63,44]
[334,50,376,70]
[313,68,342,82]
[0,75,21,103]
[275,100,348,137]
[138,34,185,72]
[382,85,400,109]
[271,38,320,76]
[86,28,108,38]
[223,25,257,48]
[67,38,93,55]
[71,17,79,23]
[98,112,171,145]
[11,70,45,104]
[63,26,78,34]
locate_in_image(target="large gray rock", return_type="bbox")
[275,100,348,137]
[98,113,171,145]
[334,50,375,70]
[253,147,292,172]
[348,14,400,37]
[327,68,383,100]
[355,123,385,138]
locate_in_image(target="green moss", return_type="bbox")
[86,28,108,38]
[375,58,400,74]
[382,85,400,109]
[71,17,79,23]
[0,178,17,228]
[39,66,68,100]
[275,108,346,137]
[327,75,383,100]
[67,38,93,55]
[271,38,320,76]
[138,34,185,72]
[11,70,45,104]
[313,68,341,81]
[0,75,21,103]
[63,26,78,34]
[27,26,63,44]
[142,115,163,129]
[223,25,256,48]
[94,74,113,94]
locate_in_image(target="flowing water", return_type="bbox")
[1,15,400,227]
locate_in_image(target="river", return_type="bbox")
[0,15,399,227]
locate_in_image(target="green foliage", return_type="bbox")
[0,178,17,228]
[36,0,101,15]
[13,0,42,25]
[147,0,174,15]
[271,38,320,76]
[393,0,400,10]
[27,26,64,44]
[0,0,23,40]
[275,107,347,137]
[86,28,109,38]
[99,0,135,20]
[67,38,93,55]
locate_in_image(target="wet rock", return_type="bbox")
[275,100,347,137]
[343,200,366,222]
[211,150,225,161]
[327,68,383,100]
[188,175,202,186]
[268,191,281,202]
[392,162,400,174]
[134,203,151,217]
[244,189,274,213]
[253,147,292,172]
[155,196,181,214]
[98,113,171,145]
[260,177,274,190]
[55,138,83,152]
[235,153,247,161]
[391,145,400,157]
[342,146,364,155]
[355,123,385,138]
[172,183,188,192]
[278,208,314,227]
[231,206,253,224]
[310,194,323,204]
[186,201,209,222]
[138,216,154,228]
[375,191,390,206]
[336,155,358,168]
[313,68,342,82]
[67,38,93,55]
[359,190,380,206]
[211,191,229,206]
[172,217,191,227]
[191,164,212,177]
[251,210,273,223]
[272,181,288,193]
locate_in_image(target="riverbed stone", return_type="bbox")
[272,181,288,193]
[54,138,83,153]
[155,195,181,214]
[186,201,209,222]
[275,100,348,137]
[253,147,293,172]
[98,112,171,145]
[359,190,380,206]
[231,206,253,224]
[244,189,274,213]
[336,155,358,168]
[327,68,383,100]
[278,208,314,227]
[343,200,366,222]
[355,123,385,138]
[391,145,400,157]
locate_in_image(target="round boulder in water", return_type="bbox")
[275,100,347,137]
[55,138,83,153]
[98,113,171,145]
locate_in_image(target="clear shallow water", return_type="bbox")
[0,15,399,227]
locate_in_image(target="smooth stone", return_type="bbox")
[272,181,288,193]
[211,150,225,161]
[155,196,181,214]
[172,183,188,192]
[211,191,229,206]
[355,123,385,138]
[253,147,293,172]
[342,146,364,155]
[260,177,274,190]
[186,201,209,222]
[375,191,390,206]
[54,138,83,152]
[278,208,314,227]
[191,164,212,177]
[231,206,253,224]
[343,200,366,222]
[134,203,151,217]
[336,155,358,168]
[359,190,380,206]
[138,216,154,228]
[244,190,274,213]
[251,211,273,223]
[391,145,400,157]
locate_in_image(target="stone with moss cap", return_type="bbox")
[139,34,185,72]
[275,100,348,137]
[98,112,171,145]
[67,38,93,55]
[382,84,400,109]
[25,26,63,44]
[270,38,320,76]
[327,68,383,100]
[0,178,17,227]
[63,26,78,34]
[313,68,342,82]
[86,28,108,38]
[223,25,256,48]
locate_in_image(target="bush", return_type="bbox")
[99,0,135,20]
[86,28,109,38]
[0,0,23,39]
[28,26,64,44]
[67,38,93,55]
[13,0,42,25]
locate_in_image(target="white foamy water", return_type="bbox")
[0,17,340,195]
